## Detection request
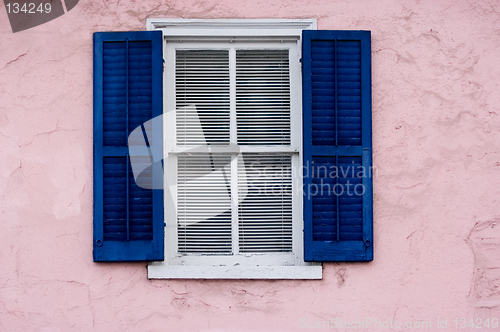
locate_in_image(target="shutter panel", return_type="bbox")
[302,30,373,262]
[93,31,164,262]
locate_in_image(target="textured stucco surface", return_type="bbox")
[1,0,500,331]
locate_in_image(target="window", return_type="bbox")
[158,34,314,278]
[93,19,373,280]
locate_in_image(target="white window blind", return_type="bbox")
[236,50,291,145]
[176,153,293,254]
[238,154,292,252]
[174,47,294,255]
[176,50,230,145]
[177,153,232,253]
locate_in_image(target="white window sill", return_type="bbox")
[148,264,322,279]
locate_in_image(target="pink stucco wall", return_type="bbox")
[1,0,500,330]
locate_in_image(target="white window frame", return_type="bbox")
[147,19,321,279]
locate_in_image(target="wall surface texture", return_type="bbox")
[1,0,500,331]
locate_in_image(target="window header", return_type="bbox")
[147,18,317,41]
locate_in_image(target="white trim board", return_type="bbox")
[148,264,322,279]
[147,19,316,41]
[147,18,317,35]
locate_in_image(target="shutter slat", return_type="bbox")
[101,158,154,242]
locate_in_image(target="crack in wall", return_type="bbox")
[0,52,28,71]
[467,219,500,308]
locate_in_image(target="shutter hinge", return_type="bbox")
[162,59,165,72]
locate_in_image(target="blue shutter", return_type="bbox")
[303,30,373,262]
[93,31,164,261]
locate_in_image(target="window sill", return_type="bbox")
[148,263,322,279]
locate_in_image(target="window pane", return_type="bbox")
[177,154,232,253]
[236,50,291,145]
[176,50,230,145]
[238,154,292,252]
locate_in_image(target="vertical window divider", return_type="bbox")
[229,47,240,255]
[180,51,187,143]
[230,47,237,144]
[230,154,239,255]
[281,157,285,250]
